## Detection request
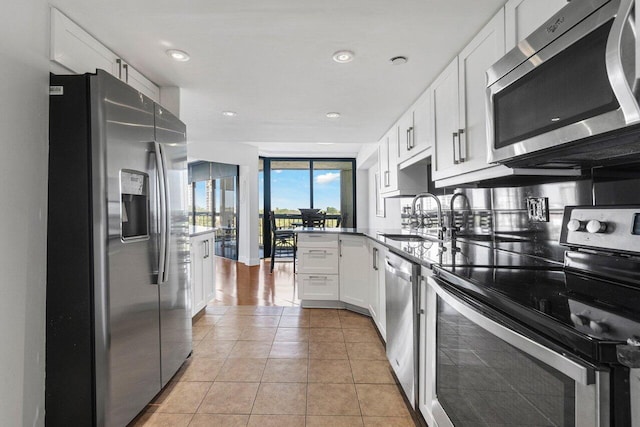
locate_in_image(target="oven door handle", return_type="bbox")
[429,277,596,386]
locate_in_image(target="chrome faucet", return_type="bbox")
[449,192,470,238]
[410,192,444,240]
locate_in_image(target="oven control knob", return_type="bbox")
[570,313,589,326]
[589,320,609,334]
[586,220,607,234]
[567,219,585,232]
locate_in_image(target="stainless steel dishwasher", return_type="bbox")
[385,251,419,409]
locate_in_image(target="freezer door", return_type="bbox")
[90,71,161,427]
[155,104,192,386]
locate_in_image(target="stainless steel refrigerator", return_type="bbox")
[46,70,192,427]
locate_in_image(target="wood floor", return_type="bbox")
[211,257,300,306]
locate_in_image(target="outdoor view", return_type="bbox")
[259,159,355,255]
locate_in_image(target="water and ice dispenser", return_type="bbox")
[120,170,149,240]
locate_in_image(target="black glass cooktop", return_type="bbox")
[431,239,638,364]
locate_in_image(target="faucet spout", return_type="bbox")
[449,192,471,236]
[410,192,443,240]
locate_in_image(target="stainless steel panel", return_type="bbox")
[91,71,161,427]
[486,0,640,165]
[155,104,192,386]
[486,0,610,86]
[385,252,418,408]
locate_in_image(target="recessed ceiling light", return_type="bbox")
[326,112,341,118]
[390,56,408,65]
[222,111,237,117]
[166,49,190,62]
[332,50,355,63]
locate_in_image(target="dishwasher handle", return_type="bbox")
[385,258,412,282]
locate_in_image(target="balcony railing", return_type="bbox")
[258,213,342,247]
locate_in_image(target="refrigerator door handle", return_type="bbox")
[154,142,169,284]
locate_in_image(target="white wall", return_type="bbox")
[0,1,49,425]
[188,141,260,266]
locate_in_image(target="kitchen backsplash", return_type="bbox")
[401,166,640,263]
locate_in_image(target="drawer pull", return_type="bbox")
[307,250,327,254]
[308,276,328,280]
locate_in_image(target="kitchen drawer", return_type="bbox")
[298,247,339,274]
[296,233,339,248]
[299,274,339,300]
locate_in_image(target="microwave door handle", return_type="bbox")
[607,0,640,124]
[154,142,168,284]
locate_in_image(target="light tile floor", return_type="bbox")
[129,306,417,427]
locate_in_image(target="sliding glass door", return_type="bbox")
[261,158,356,258]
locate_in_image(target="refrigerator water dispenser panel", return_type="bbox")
[120,170,149,240]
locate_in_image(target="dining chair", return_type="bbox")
[301,211,326,228]
[269,211,296,273]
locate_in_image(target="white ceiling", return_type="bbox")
[51,0,505,156]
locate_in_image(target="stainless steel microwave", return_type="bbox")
[486,0,640,168]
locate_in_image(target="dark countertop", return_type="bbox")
[189,225,217,237]
[296,227,448,268]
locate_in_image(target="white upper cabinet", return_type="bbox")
[432,9,512,185]
[431,57,461,180]
[117,60,161,102]
[398,89,432,164]
[456,8,506,176]
[505,0,569,51]
[51,8,119,76]
[50,8,160,102]
[379,126,399,194]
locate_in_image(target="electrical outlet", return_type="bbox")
[526,197,549,222]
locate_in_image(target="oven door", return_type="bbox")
[424,276,610,427]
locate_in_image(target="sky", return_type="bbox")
[261,169,341,212]
[195,169,342,213]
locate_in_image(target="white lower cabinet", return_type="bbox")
[298,247,340,275]
[298,234,339,301]
[190,232,216,317]
[368,241,386,341]
[298,274,339,300]
[339,235,369,309]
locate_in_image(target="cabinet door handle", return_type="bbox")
[406,128,411,151]
[123,63,129,83]
[339,240,342,257]
[458,128,466,162]
[452,132,460,164]
[409,126,414,150]
[116,58,123,79]
[384,170,390,187]
[373,247,379,270]
[203,240,208,258]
